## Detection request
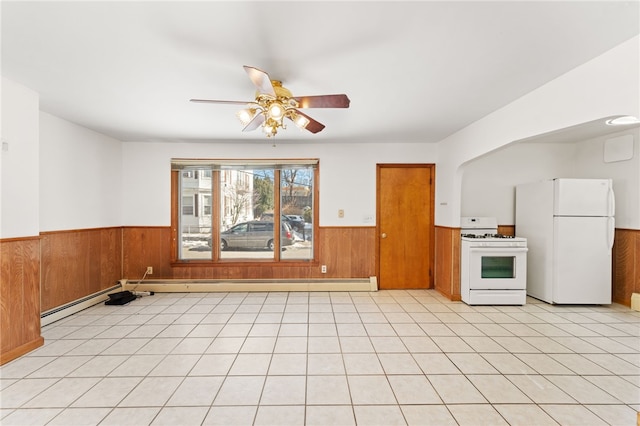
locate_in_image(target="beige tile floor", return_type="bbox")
[0,289,638,425]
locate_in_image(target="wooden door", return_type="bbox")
[377,164,434,289]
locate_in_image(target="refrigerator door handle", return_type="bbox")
[608,185,615,217]
[608,217,615,250]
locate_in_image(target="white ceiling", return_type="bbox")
[2,1,639,144]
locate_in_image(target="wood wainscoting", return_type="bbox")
[3,224,635,368]
[122,227,174,280]
[40,228,123,312]
[612,228,640,307]
[123,226,376,281]
[497,225,515,236]
[0,237,43,365]
[434,226,461,301]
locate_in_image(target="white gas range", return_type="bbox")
[460,217,528,305]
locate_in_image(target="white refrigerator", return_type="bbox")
[515,178,615,304]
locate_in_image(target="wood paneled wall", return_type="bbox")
[122,227,174,280]
[497,225,515,236]
[122,225,640,306]
[122,226,376,281]
[40,228,122,312]
[321,227,376,279]
[434,226,461,301]
[0,237,43,365]
[612,228,640,307]
[2,224,637,366]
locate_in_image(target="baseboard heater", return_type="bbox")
[41,284,122,326]
[41,279,377,326]
[120,277,378,293]
[632,293,640,312]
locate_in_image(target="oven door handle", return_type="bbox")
[469,248,528,253]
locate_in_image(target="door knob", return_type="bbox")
[381,233,387,239]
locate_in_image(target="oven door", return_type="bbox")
[468,247,527,290]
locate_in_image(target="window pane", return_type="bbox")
[179,169,212,260]
[182,196,194,216]
[281,168,313,260]
[219,169,275,259]
[174,161,316,264]
[203,195,212,215]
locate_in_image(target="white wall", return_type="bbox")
[461,142,576,224]
[5,36,638,235]
[573,128,640,229]
[1,77,40,238]
[437,35,640,227]
[121,141,437,227]
[39,112,123,231]
[460,127,640,229]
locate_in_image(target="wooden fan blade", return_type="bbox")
[293,94,350,108]
[290,110,326,134]
[243,65,276,97]
[242,113,265,132]
[190,99,252,105]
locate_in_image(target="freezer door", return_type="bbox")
[553,179,614,217]
[553,216,612,304]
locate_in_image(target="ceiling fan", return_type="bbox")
[191,66,350,138]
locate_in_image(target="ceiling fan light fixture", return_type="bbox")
[262,118,278,137]
[267,102,285,120]
[192,66,350,138]
[236,108,257,125]
[293,113,310,130]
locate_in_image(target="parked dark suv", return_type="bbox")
[217,221,293,251]
[285,215,305,232]
[261,213,305,232]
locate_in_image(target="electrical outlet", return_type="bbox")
[146,266,153,275]
[338,209,344,218]
[321,265,327,274]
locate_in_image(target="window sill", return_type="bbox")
[170,259,318,267]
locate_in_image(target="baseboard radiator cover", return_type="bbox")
[41,284,123,326]
[120,277,378,293]
[631,293,640,312]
